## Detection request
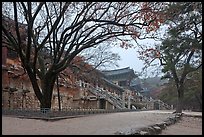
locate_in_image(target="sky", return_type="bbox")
[110,39,162,78]
[111,46,143,72]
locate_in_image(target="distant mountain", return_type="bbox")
[142,77,168,87]
[141,77,168,98]
[130,76,168,98]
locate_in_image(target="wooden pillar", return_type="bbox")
[122,92,125,109]
[105,100,108,110]
[128,95,131,109]
[97,99,100,109]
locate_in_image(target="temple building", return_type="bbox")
[2,46,171,110]
[2,16,171,111]
[102,67,137,109]
[102,67,137,88]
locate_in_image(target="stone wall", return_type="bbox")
[2,77,116,110]
[3,53,166,111]
[2,91,40,109]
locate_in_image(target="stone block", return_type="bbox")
[153,126,161,134]
[147,126,156,135]
[139,131,149,135]
[156,122,167,129]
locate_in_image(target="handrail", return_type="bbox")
[80,82,125,109]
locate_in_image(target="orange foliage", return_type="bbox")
[71,56,93,71]
[142,48,161,59]
[140,2,166,33]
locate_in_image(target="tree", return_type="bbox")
[80,45,121,70]
[2,2,167,109]
[139,2,202,113]
[183,68,202,111]
[158,68,202,111]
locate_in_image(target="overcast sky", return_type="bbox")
[110,39,162,78]
[111,46,143,72]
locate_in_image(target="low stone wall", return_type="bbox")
[2,108,137,121]
[115,113,183,135]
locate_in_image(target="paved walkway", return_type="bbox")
[2,110,202,135]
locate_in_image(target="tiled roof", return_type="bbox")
[102,67,135,76]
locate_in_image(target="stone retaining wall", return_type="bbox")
[115,113,183,135]
[2,108,138,120]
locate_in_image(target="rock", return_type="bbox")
[147,126,156,135]
[114,131,124,135]
[153,126,162,134]
[168,117,176,124]
[132,132,140,135]
[139,131,149,135]
[164,119,172,126]
[156,122,167,129]
[175,115,181,121]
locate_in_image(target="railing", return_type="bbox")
[81,82,126,109]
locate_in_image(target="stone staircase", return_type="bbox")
[78,81,126,109]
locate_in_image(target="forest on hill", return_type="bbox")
[142,69,202,111]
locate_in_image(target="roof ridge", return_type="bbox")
[102,67,130,72]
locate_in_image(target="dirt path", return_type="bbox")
[2,110,174,135]
[160,116,202,135]
[2,110,202,135]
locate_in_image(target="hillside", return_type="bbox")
[138,77,168,98]
[155,69,202,111]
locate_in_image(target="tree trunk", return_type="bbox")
[195,92,202,111]
[40,98,52,110]
[40,74,56,110]
[176,85,184,113]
